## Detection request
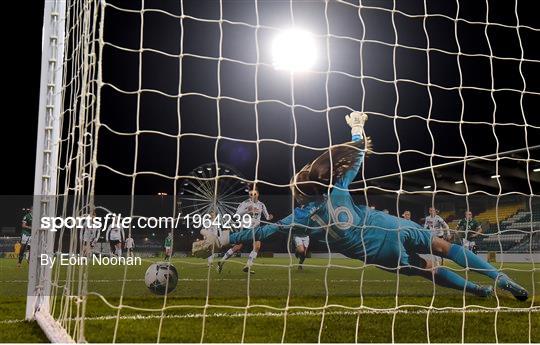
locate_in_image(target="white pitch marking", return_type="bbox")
[1,307,537,325]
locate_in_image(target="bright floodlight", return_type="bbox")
[272,29,316,71]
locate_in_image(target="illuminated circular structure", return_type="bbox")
[178,163,247,218]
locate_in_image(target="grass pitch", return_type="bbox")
[0,256,538,343]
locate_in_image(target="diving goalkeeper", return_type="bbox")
[193,112,528,301]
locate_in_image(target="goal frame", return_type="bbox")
[26,0,71,342]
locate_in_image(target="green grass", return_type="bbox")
[0,257,538,342]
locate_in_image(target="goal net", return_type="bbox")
[28,0,539,342]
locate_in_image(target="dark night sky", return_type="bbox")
[94,0,540,198]
[0,2,43,195]
[2,1,539,220]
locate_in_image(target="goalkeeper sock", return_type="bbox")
[246,250,258,267]
[447,244,498,280]
[116,248,122,257]
[434,266,479,294]
[222,248,234,261]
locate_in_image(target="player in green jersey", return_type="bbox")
[456,211,483,254]
[18,208,32,267]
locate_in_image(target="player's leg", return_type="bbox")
[109,242,115,257]
[115,242,122,257]
[18,235,30,266]
[296,244,305,269]
[217,243,242,273]
[243,241,260,274]
[373,228,491,297]
[431,237,528,300]
[295,236,308,269]
[166,247,173,260]
[222,244,241,262]
[399,254,493,297]
[18,240,29,266]
[436,235,445,265]
[26,244,31,263]
[17,243,26,266]
[82,241,89,257]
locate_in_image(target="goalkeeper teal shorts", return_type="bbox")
[372,226,434,269]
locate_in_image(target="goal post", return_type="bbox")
[26,0,68,341]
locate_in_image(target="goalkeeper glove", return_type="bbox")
[345,111,368,137]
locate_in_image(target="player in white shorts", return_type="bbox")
[105,218,125,257]
[125,235,135,257]
[293,232,310,270]
[217,187,273,274]
[80,210,100,257]
[423,207,451,265]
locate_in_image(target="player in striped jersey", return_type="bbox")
[423,207,451,264]
[217,188,273,274]
[105,219,125,257]
[424,208,450,239]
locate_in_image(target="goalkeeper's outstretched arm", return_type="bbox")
[334,111,368,190]
[227,205,319,245]
[291,112,369,204]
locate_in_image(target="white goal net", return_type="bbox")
[28,0,538,343]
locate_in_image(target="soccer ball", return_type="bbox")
[144,262,179,295]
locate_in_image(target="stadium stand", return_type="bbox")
[476,204,540,252]
[475,203,524,226]
[0,237,19,257]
